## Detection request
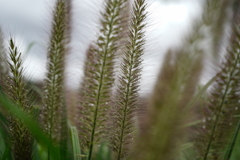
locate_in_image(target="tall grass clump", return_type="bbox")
[2,0,240,160]
[1,39,35,160]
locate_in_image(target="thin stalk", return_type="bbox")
[205,50,240,158]
[77,0,127,159]
[198,22,240,159]
[4,39,34,160]
[87,4,119,156]
[41,1,69,159]
[203,60,239,159]
[111,0,147,159]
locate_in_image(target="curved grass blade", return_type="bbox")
[70,126,81,160]
[224,118,240,160]
[0,92,60,160]
[184,75,217,114]
[2,145,11,160]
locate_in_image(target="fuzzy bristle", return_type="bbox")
[40,0,68,146]
[77,0,127,159]
[130,23,204,159]
[4,39,34,160]
[109,0,147,159]
[195,15,240,160]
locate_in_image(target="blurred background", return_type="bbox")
[0,0,206,95]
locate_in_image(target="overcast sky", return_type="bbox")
[0,0,204,94]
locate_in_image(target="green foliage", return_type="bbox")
[1,0,240,160]
[70,126,82,160]
[0,90,61,160]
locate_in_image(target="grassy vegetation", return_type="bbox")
[1,0,240,159]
